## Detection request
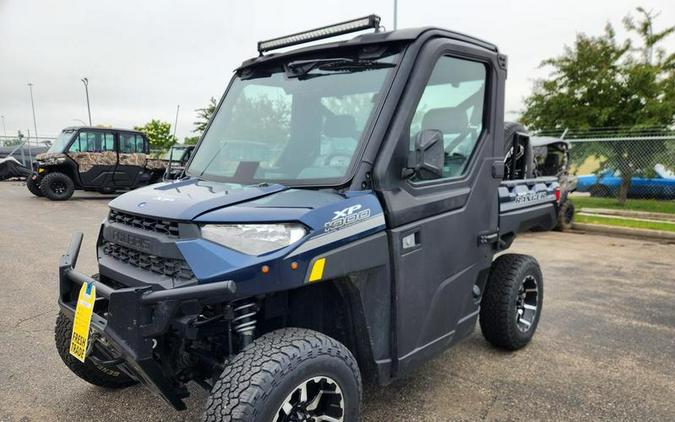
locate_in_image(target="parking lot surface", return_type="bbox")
[0,181,673,421]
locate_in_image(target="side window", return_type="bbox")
[101,133,115,151]
[409,56,487,180]
[137,135,148,153]
[120,134,146,153]
[69,131,115,152]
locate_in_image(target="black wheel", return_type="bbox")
[26,174,43,197]
[555,200,575,231]
[589,184,610,198]
[480,254,544,350]
[40,172,75,200]
[55,311,136,388]
[204,328,361,422]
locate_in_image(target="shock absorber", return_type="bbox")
[232,299,258,347]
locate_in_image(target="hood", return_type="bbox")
[195,188,346,223]
[35,152,67,161]
[108,178,288,220]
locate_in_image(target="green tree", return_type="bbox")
[134,119,177,153]
[521,8,675,204]
[193,97,217,134]
[183,136,199,145]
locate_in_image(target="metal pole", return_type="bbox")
[28,83,38,138]
[173,104,180,138]
[81,77,92,125]
[393,0,398,30]
[1,115,6,136]
[27,83,37,169]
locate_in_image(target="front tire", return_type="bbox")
[40,172,75,200]
[55,312,136,388]
[480,254,544,350]
[26,174,43,197]
[204,328,361,422]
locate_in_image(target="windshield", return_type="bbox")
[187,47,400,185]
[47,130,75,153]
[162,147,187,161]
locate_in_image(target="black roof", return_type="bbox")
[239,26,498,70]
[61,126,144,134]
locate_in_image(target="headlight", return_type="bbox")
[201,223,307,256]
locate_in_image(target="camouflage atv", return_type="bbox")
[29,127,168,201]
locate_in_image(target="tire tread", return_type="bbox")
[204,328,361,422]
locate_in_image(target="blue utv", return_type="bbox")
[55,15,560,421]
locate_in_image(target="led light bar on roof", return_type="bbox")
[257,15,381,54]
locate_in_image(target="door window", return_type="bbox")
[69,131,115,152]
[409,56,487,180]
[119,134,146,153]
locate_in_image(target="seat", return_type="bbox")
[420,106,471,154]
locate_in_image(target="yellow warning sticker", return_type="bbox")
[69,282,96,363]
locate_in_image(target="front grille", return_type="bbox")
[109,209,179,238]
[102,241,195,281]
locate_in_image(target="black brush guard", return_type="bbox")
[58,232,237,410]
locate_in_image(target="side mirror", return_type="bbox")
[404,129,444,180]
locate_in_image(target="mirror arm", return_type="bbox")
[401,152,418,179]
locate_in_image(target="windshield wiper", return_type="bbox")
[286,58,395,78]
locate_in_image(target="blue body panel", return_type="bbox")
[110,177,387,292]
[108,178,287,220]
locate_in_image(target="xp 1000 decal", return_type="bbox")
[324,204,371,233]
[288,202,385,258]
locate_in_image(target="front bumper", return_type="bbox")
[58,232,237,410]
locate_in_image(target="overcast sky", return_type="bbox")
[1,0,673,140]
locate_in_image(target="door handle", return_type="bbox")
[401,231,420,250]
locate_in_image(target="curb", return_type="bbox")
[578,207,675,223]
[572,222,675,242]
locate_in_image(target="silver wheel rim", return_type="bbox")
[274,376,344,422]
[515,275,538,332]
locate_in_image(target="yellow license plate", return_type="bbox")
[69,282,96,362]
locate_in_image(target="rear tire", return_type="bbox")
[480,254,543,350]
[555,200,575,231]
[55,312,136,388]
[26,174,43,197]
[40,172,75,200]
[204,328,361,422]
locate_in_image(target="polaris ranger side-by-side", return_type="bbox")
[28,127,167,200]
[56,16,559,421]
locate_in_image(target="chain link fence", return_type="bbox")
[535,127,675,202]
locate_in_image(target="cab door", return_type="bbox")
[67,129,118,187]
[373,38,506,376]
[114,132,148,187]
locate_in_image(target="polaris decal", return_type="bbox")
[324,204,371,233]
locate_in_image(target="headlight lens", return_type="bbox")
[201,223,307,256]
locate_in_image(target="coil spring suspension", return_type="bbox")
[232,299,258,347]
